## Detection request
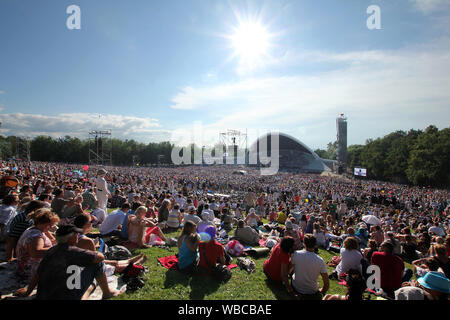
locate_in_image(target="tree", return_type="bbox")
[407,126,450,187]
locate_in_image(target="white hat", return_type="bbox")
[394,287,425,300]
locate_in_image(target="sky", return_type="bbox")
[0,0,449,150]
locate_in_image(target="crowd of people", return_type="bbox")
[0,160,449,300]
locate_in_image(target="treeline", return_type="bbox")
[316,125,450,187]
[0,135,174,166]
[1,125,449,187]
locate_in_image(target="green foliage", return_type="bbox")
[406,126,450,187]
[315,141,338,160]
[1,134,174,166]
[345,125,449,187]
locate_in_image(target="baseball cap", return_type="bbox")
[55,224,83,237]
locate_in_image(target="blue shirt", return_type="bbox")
[178,235,199,270]
[120,210,135,240]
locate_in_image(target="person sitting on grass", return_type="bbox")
[323,269,367,301]
[128,206,167,248]
[361,239,379,278]
[395,272,450,300]
[166,203,183,232]
[73,214,148,274]
[245,208,262,230]
[429,244,450,279]
[17,224,124,300]
[313,222,327,249]
[177,221,199,274]
[263,236,295,294]
[99,202,130,238]
[411,257,445,278]
[0,194,19,241]
[284,220,302,251]
[198,226,227,276]
[5,200,47,262]
[371,240,408,298]
[234,219,261,246]
[291,234,329,300]
[13,209,59,297]
[330,237,363,280]
[119,201,142,240]
[184,205,202,225]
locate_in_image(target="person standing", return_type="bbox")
[94,169,111,213]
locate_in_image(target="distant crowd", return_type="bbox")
[0,160,449,300]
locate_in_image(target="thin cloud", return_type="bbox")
[0,113,170,142]
[409,0,450,14]
[169,37,450,147]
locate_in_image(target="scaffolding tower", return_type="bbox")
[219,129,248,165]
[89,130,112,166]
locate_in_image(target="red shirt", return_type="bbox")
[371,251,404,292]
[263,243,291,282]
[198,240,225,273]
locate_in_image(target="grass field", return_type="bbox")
[99,209,414,300]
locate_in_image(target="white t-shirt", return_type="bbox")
[183,213,202,225]
[91,208,107,224]
[291,250,327,294]
[428,226,445,237]
[201,209,215,222]
[99,209,126,235]
[335,248,363,275]
[314,231,327,247]
[176,196,186,210]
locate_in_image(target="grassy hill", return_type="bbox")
[98,209,415,300]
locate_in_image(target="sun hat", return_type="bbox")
[395,287,425,300]
[417,271,450,294]
[97,168,107,175]
[204,225,216,240]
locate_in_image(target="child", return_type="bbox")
[177,221,199,273]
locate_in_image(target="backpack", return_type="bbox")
[104,245,132,260]
[225,240,245,257]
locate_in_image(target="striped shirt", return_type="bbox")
[8,211,33,239]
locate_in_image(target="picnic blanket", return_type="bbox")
[157,255,238,271]
[158,255,179,270]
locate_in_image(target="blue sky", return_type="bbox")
[0,0,449,149]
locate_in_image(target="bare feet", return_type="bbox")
[13,287,29,297]
[81,284,96,300]
[102,287,126,300]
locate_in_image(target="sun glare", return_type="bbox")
[230,21,271,69]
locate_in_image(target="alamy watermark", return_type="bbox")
[66,265,82,290]
[169,123,279,176]
[65,4,381,31]
[367,5,381,30]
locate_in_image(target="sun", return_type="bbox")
[230,21,272,69]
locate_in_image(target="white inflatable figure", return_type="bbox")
[94,168,111,213]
